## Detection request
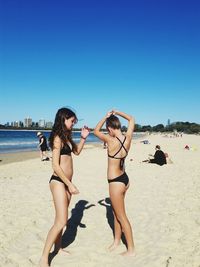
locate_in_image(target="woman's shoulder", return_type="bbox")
[106,135,116,144]
[53,135,62,146]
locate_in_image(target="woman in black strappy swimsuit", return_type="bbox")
[39,107,89,267]
[94,110,135,256]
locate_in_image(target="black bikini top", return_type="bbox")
[60,143,72,156]
[108,136,128,169]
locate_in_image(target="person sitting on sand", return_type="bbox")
[103,141,107,149]
[143,145,167,166]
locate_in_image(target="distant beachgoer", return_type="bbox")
[37,132,49,161]
[39,107,89,267]
[103,141,107,149]
[140,139,150,144]
[94,110,135,256]
[143,145,167,166]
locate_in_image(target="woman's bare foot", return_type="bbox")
[108,241,120,252]
[120,249,136,257]
[39,258,49,267]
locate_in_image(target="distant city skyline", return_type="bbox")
[0,1,200,127]
[1,115,197,129]
[2,116,53,128]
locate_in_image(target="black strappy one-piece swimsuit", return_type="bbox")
[107,136,129,186]
[49,144,72,186]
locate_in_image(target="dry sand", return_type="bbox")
[0,134,200,267]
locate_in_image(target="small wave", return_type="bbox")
[0,141,38,146]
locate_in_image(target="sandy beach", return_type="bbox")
[0,134,200,267]
[0,151,39,166]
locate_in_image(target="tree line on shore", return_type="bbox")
[132,121,200,134]
[1,121,200,134]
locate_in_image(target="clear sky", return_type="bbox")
[0,0,200,128]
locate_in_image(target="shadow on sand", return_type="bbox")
[48,199,95,265]
[62,200,95,248]
[98,197,127,248]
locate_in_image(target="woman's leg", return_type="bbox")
[39,182,69,267]
[109,182,131,251]
[109,183,135,256]
[40,150,43,161]
[108,210,122,251]
[54,190,72,253]
[42,150,49,160]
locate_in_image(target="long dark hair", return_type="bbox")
[49,107,77,152]
[106,115,121,130]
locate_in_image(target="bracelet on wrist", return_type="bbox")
[81,136,87,140]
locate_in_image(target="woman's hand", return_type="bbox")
[81,126,90,139]
[106,111,114,118]
[111,109,117,115]
[68,183,79,194]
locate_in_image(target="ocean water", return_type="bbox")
[0,130,145,153]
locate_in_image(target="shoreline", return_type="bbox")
[0,143,103,165]
[0,150,39,165]
[0,134,147,164]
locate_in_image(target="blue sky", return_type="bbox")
[0,0,200,128]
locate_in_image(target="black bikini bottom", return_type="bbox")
[49,175,67,188]
[108,172,129,186]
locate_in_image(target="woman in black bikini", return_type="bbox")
[94,110,135,256]
[39,107,89,267]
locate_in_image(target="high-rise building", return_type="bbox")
[14,121,20,127]
[39,119,45,128]
[24,117,32,127]
[11,121,19,127]
[46,121,53,128]
[19,121,24,127]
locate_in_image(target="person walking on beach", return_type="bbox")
[39,107,89,267]
[94,110,135,256]
[37,132,50,161]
